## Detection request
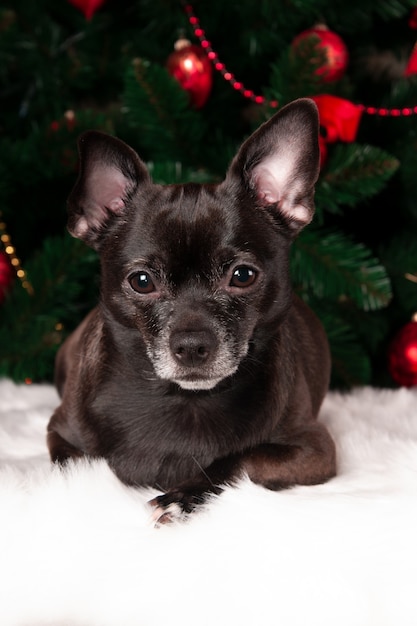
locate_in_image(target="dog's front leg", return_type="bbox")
[149,422,336,524]
[243,422,337,490]
[149,456,237,525]
[47,406,88,466]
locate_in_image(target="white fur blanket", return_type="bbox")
[1,379,417,626]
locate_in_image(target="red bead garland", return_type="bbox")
[362,105,417,116]
[184,4,278,108]
[183,3,417,118]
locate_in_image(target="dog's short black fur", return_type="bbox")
[48,98,336,522]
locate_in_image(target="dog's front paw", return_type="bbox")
[149,489,207,525]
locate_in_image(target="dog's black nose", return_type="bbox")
[170,330,217,368]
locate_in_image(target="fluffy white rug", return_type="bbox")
[0,379,417,626]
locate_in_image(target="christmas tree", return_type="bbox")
[1,0,417,388]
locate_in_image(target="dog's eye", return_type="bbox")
[129,272,156,294]
[230,266,257,288]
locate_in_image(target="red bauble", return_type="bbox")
[409,7,417,29]
[312,94,364,168]
[388,318,417,387]
[291,24,349,83]
[312,95,363,143]
[0,250,14,304]
[318,134,328,168]
[167,39,212,109]
[67,0,106,20]
[405,44,417,76]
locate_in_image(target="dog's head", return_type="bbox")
[67,99,319,390]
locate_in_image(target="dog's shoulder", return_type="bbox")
[55,307,103,396]
[287,293,330,415]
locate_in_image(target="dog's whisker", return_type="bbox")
[191,456,215,488]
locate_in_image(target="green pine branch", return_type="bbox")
[316,144,399,215]
[266,40,329,105]
[0,235,98,382]
[146,161,214,185]
[320,311,372,387]
[292,229,392,311]
[123,59,206,165]
[381,231,417,317]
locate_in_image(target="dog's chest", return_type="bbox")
[91,379,271,487]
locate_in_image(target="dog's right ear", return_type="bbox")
[67,131,150,247]
[224,98,320,235]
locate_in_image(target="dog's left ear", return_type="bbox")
[226,98,320,233]
[67,131,150,248]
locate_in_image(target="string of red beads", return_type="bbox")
[183,3,417,117]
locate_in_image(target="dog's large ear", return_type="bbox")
[67,131,150,247]
[226,98,320,233]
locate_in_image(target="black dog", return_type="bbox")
[47,98,336,523]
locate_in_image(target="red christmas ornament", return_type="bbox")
[0,250,14,304]
[167,38,213,109]
[50,110,77,134]
[409,7,417,29]
[388,316,417,387]
[312,95,363,143]
[405,43,417,76]
[311,95,363,168]
[67,0,106,20]
[291,24,349,83]
[318,134,328,168]
[405,6,417,76]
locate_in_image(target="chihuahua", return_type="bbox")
[47,98,336,523]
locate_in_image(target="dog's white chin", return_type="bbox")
[173,378,224,391]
